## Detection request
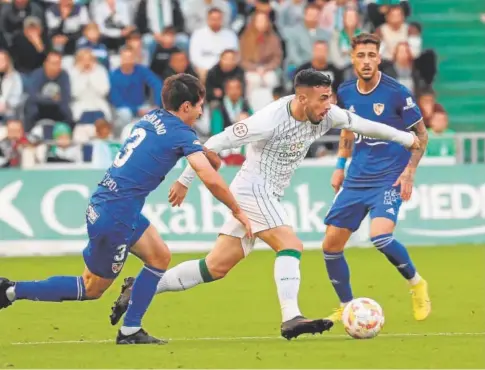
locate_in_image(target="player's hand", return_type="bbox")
[409,132,421,151]
[331,169,345,193]
[168,181,188,207]
[232,209,253,239]
[393,169,414,201]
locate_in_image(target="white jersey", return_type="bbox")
[220,95,350,196]
[178,94,413,197]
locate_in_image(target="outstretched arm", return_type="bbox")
[328,105,419,149]
[178,109,278,188]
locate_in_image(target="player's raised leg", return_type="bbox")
[0,208,125,308]
[369,214,430,321]
[115,222,171,345]
[110,233,246,326]
[0,268,108,309]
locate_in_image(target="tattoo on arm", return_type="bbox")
[338,129,354,158]
[408,120,428,170]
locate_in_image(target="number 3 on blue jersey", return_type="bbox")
[114,128,147,168]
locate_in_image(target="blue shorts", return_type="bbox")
[82,204,150,279]
[324,185,402,232]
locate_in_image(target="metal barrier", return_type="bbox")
[456,133,485,164]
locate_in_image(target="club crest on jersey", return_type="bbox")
[112,262,124,274]
[373,103,385,116]
[233,123,248,138]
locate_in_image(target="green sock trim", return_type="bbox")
[276,249,302,260]
[199,258,215,282]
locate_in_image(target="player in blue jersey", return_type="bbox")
[322,33,431,322]
[0,74,252,344]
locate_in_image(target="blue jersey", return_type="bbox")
[338,73,422,188]
[90,109,203,226]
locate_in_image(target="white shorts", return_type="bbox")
[219,176,290,256]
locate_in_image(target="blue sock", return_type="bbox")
[15,276,86,302]
[372,234,416,279]
[323,251,353,304]
[123,265,165,328]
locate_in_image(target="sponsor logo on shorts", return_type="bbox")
[112,262,124,274]
[384,189,400,205]
[86,205,99,224]
[386,208,396,215]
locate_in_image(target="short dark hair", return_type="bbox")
[351,32,381,50]
[162,73,205,111]
[208,7,222,16]
[305,3,320,12]
[294,69,332,89]
[162,26,176,35]
[221,49,237,58]
[46,50,63,60]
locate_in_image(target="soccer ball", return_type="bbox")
[342,297,385,339]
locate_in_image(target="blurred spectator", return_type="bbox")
[376,5,421,61]
[239,0,279,35]
[91,0,135,52]
[210,78,252,134]
[0,118,30,167]
[91,118,121,168]
[160,48,196,79]
[272,85,285,101]
[417,88,446,128]
[68,48,111,121]
[150,26,178,79]
[0,0,45,46]
[205,49,245,105]
[109,46,162,134]
[10,16,48,75]
[46,0,90,55]
[240,12,281,109]
[44,121,82,163]
[25,51,72,131]
[184,0,231,34]
[426,112,456,157]
[329,6,360,72]
[285,4,330,75]
[276,0,306,40]
[134,0,187,54]
[318,0,350,33]
[295,41,343,91]
[0,50,23,121]
[367,0,410,29]
[381,41,425,94]
[189,7,238,84]
[125,30,150,66]
[76,22,110,70]
[0,30,7,51]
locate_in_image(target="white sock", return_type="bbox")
[6,286,15,302]
[408,272,422,286]
[274,253,302,322]
[120,326,141,336]
[156,259,205,294]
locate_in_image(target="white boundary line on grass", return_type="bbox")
[10,332,485,345]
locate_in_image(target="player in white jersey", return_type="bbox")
[110,69,420,340]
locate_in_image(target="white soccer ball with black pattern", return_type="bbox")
[342,297,385,339]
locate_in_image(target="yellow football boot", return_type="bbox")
[410,279,431,321]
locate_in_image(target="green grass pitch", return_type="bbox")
[0,245,484,369]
